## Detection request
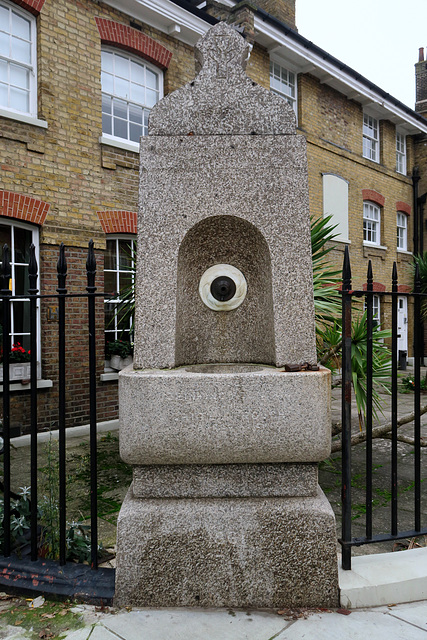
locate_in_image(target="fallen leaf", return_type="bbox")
[337,608,352,615]
[59,610,69,616]
[41,613,55,619]
[15,619,23,625]
[39,630,54,639]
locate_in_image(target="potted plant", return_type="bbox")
[106,340,133,371]
[0,342,32,382]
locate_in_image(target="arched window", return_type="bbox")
[363,201,381,246]
[396,211,408,251]
[101,48,162,144]
[0,0,37,116]
[104,235,136,355]
[0,218,40,360]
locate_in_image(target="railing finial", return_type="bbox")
[342,245,352,291]
[86,239,96,290]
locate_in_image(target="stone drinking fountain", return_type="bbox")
[115,21,339,608]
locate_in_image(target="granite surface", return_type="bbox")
[119,365,331,465]
[134,134,316,368]
[132,463,318,498]
[114,485,339,608]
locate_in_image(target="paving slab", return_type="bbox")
[275,609,427,639]
[387,601,427,631]
[100,608,290,640]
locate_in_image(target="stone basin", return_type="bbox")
[119,364,331,466]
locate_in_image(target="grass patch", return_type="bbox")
[0,596,85,639]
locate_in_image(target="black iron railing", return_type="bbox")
[0,242,114,603]
[340,246,427,569]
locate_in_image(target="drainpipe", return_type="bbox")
[412,167,420,256]
[419,192,427,256]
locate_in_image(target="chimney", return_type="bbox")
[205,0,256,43]
[255,0,296,28]
[415,46,427,117]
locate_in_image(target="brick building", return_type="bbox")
[1,0,426,433]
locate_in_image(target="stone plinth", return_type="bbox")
[119,365,331,465]
[114,486,338,608]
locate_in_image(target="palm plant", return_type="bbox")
[311,215,392,427]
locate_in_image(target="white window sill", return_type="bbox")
[99,134,140,154]
[363,242,387,250]
[332,238,351,245]
[397,248,411,255]
[100,371,119,382]
[0,107,48,129]
[0,379,53,392]
[362,154,379,164]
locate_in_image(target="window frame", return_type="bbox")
[0,0,37,118]
[100,46,163,147]
[363,112,380,163]
[104,235,136,355]
[396,211,408,251]
[396,130,406,175]
[364,293,381,329]
[0,218,41,375]
[363,201,381,246]
[269,59,297,117]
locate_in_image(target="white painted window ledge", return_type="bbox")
[99,134,140,153]
[0,108,48,129]
[363,242,388,251]
[0,379,53,392]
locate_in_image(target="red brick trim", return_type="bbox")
[0,190,49,225]
[398,285,411,293]
[396,201,411,216]
[362,189,385,207]
[9,0,45,16]
[362,282,386,292]
[95,17,172,70]
[97,210,137,235]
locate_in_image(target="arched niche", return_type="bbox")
[175,215,275,365]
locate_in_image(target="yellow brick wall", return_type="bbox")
[0,0,196,250]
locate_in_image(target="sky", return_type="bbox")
[296,0,426,109]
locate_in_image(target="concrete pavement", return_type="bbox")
[45,600,427,639]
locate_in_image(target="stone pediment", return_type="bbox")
[148,22,296,136]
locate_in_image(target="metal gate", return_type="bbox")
[0,242,114,603]
[340,246,427,569]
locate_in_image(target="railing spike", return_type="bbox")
[28,244,38,277]
[342,245,352,291]
[28,244,38,295]
[1,244,11,286]
[57,243,67,294]
[57,242,67,277]
[392,261,398,286]
[367,259,373,286]
[86,239,96,290]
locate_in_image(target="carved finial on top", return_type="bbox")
[148,21,296,136]
[194,22,251,80]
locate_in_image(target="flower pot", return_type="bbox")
[0,362,32,382]
[122,355,133,368]
[110,355,123,371]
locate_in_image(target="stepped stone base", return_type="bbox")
[114,483,339,609]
